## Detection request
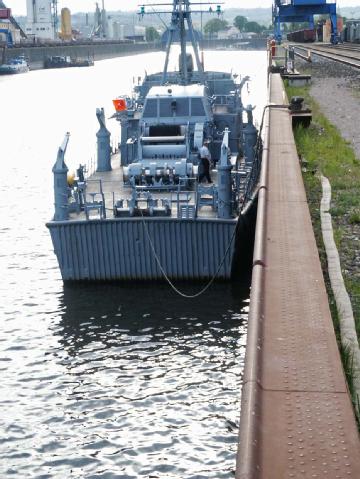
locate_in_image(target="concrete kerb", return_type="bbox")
[320,174,360,403]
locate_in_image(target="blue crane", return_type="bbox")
[0,1,27,39]
[0,28,13,46]
[273,0,338,44]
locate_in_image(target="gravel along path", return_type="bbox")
[297,56,360,327]
[308,57,360,160]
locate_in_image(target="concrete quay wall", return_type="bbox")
[3,41,162,70]
[2,37,266,70]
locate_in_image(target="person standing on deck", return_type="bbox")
[198,140,212,183]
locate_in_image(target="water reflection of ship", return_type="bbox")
[57,281,250,356]
[47,0,262,282]
[53,281,249,478]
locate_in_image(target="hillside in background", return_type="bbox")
[15,7,274,33]
[14,6,360,36]
[338,6,360,20]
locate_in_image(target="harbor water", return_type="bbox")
[0,49,267,478]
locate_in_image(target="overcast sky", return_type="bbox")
[6,0,360,16]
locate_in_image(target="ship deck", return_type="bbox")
[69,154,238,222]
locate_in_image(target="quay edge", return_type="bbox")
[236,70,360,478]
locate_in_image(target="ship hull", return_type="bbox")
[47,217,238,281]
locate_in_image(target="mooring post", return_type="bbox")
[217,128,232,219]
[96,108,111,172]
[52,133,70,221]
[243,105,257,165]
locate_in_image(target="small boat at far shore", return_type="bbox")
[44,55,94,69]
[0,56,29,75]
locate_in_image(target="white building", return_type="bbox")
[25,0,55,40]
[111,22,146,41]
[217,27,242,40]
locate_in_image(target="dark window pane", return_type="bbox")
[159,98,190,117]
[191,98,205,116]
[143,99,157,117]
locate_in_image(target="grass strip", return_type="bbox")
[285,82,360,422]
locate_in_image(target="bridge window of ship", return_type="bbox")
[190,98,205,117]
[159,98,189,117]
[143,99,158,117]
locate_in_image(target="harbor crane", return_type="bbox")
[273,0,338,44]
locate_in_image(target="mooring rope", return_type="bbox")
[139,209,237,298]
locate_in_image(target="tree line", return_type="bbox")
[204,15,269,35]
[145,15,269,41]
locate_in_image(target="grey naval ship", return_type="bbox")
[47,0,262,282]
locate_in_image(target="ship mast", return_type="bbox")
[179,1,188,84]
[162,0,204,85]
[140,1,223,85]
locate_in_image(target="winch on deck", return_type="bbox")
[124,123,191,187]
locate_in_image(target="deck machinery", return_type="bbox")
[273,0,338,44]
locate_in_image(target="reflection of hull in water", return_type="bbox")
[59,280,250,329]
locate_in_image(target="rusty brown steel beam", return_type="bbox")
[236,73,360,478]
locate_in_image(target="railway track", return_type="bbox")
[335,43,360,53]
[292,43,360,69]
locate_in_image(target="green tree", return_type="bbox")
[234,15,247,32]
[204,18,228,35]
[146,26,160,42]
[244,21,264,33]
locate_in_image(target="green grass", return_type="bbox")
[285,81,360,422]
[340,342,360,427]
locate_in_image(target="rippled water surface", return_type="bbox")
[0,49,267,478]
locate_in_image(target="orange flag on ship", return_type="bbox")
[113,98,127,111]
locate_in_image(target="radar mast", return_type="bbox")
[139,1,223,85]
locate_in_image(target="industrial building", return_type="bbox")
[59,7,72,40]
[25,0,57,40]
[111,23,146,41]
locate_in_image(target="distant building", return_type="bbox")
[25,0,55,40]
[217,26,241,40]
[0,19,20,44]
[111,23,145,41]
